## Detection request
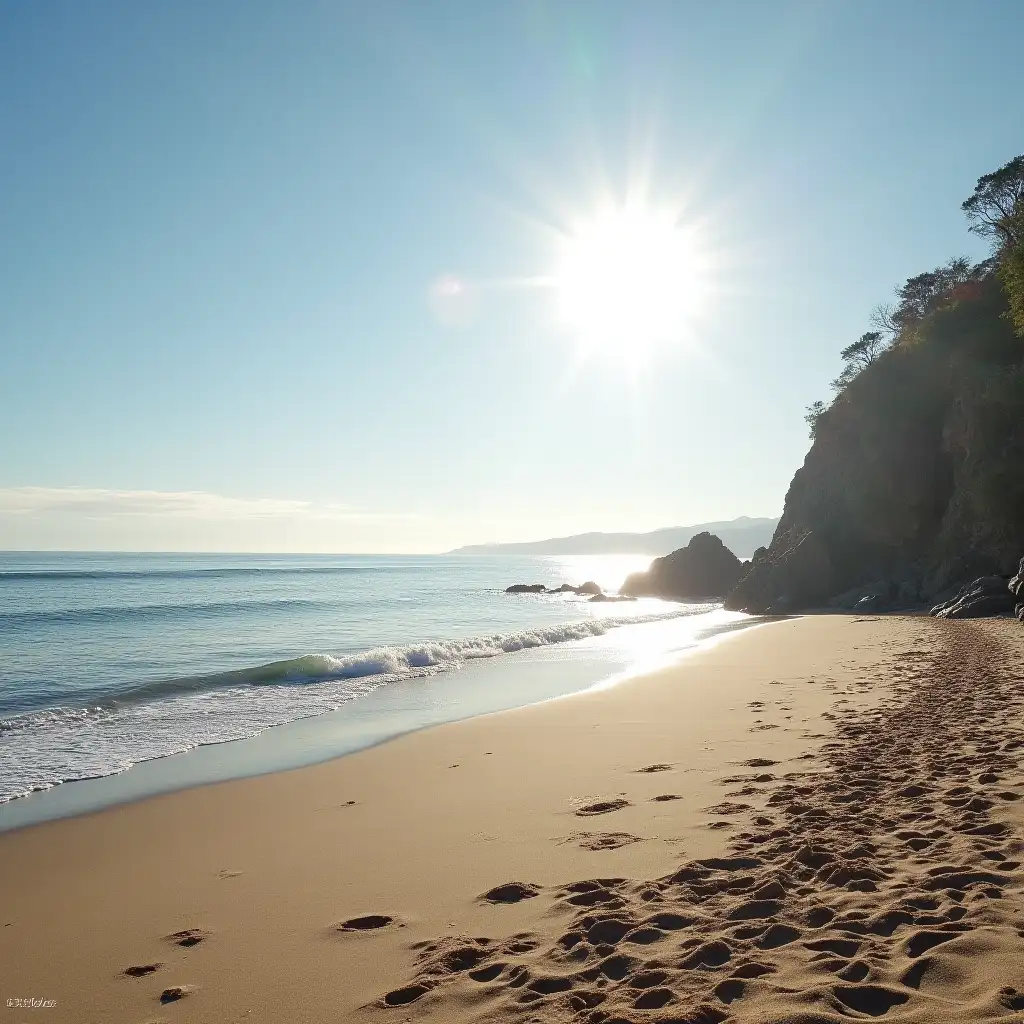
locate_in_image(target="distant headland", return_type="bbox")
[448,516,779,559]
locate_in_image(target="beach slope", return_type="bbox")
[2,616,1023,1023]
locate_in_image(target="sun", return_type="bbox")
[553,204,705,360]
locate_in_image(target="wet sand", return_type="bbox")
[2,615,1023,1023]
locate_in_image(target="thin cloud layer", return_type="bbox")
[0,487,427,552]
[0,487,405,522]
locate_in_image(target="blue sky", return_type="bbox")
[2,0,1022,551]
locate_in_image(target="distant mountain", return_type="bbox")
[448,517,780,559]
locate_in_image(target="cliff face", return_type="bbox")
[726,276,1024,613]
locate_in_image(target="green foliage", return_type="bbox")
[915,273,1018,364]
[962,155,1024,249]
[1000,239,1024,336]
[961,155,1024,338]
[804,400,826,439]
[832,332,886,391]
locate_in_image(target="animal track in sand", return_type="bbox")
[378,620,1024,1020]
[636,763,673,773]
[166,928,208,947]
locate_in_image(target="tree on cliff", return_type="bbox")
[831,331,887,391]
[962,155,1024,249]
[963,154,1024,336]
[804,400,826,439]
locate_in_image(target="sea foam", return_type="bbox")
[0,604,714,804]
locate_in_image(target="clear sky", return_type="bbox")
[2,1,1022,552]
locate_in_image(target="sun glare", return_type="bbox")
[554,205,705,359]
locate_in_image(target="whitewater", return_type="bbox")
[0,551,749,810]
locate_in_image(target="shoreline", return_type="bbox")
[0,608,761,833]
[3,614,1022,1023]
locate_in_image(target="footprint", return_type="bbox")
[637,764,673,773]
[469,962,505,982]
[166,929,207,948]
[832,984,909,1016]
[715,978,746,1003]
[905,930,956,957]
[159,985,194,1003]
[338,914,395,932]
[383,983,431,1006]
[633,987,676,1009]
[480,882,540,904]
[124,964,162,978]
[571,832,642,851]
[704,802,752,815]
[576,799,631,816]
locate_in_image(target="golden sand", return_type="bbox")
[2,615,1023,1023]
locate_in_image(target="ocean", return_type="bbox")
[0,551,753,824]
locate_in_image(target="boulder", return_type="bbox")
[588,593,636,603]
[621,532,744,600]
[504,580,605,596]
[724,528,837,614]
[930,576,1016,618]
[1010,558,1024,599]
[1017,602,1024,623]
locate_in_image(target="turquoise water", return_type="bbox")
[0,551,745,809]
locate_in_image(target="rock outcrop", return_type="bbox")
[723,273,1024,615]
[724,527,836,613]
[504,581,604,596]
[1009,558,1024,622]
[930,575,1017,618]
[620,532,744,599]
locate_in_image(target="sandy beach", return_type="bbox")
[3,614,1024,1024]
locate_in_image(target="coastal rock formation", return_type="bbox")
[504,581,605,596]
[930,575,1017,618]
[620,532,744,599]
[1006,559,1024,622]
[724,272,1024,615]
[725,528,836,613]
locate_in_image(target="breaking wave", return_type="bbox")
[0,604,716,803]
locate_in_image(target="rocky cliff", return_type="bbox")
[726,274,1024,613]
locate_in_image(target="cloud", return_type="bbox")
[0,487,410,523]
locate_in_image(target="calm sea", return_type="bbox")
[0,551,748,813]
